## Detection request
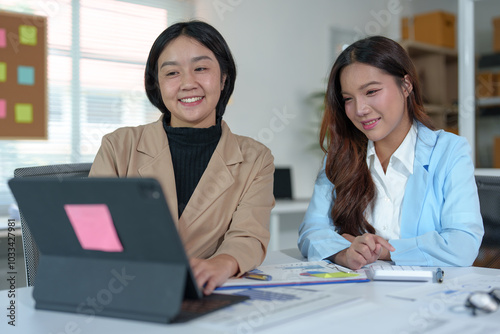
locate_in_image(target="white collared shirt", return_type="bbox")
[365,122,417,240]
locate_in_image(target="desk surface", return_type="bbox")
[2,249,500,334]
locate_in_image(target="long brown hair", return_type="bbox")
[319,36,434,236]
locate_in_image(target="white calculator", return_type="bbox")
[367,264,434,282]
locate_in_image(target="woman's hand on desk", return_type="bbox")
[190,254,239,295]
[335,233,395,270]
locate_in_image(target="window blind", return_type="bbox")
[0,0,194,215]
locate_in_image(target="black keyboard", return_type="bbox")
[172,293,249,323]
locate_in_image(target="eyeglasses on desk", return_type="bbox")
[465,288,500,316]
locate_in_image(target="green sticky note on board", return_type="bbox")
[15,103,33,123]
[19,25,37,46]
[0,62,6,82]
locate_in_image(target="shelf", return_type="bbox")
[424,104,458,114]
[400,40,458,130]
[400,39,458,59]
[478,53,500,69]
[478,97,500,107]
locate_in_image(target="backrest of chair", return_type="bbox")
[474,175,500,268]
[13,163,92,286]
[475,175,500,244]
[14,163,93,179]
[273,167,293,200]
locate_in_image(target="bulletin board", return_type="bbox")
[0,10,47,139]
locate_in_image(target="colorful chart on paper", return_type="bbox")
[0,10,47,139]
[220,261,369,289]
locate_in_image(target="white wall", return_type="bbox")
[191,0,403,199]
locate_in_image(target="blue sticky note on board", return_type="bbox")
[18,66,35,85]
[64,204,124,252]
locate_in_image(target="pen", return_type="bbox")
[325,263,353,273]
[333,264,354,274]
[243,273,272,281]
[436,268,444,283]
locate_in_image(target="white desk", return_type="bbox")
[2,249,500,334]
[269,199,310,251]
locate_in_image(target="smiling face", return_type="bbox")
[157,35,226,128]
[340,62,412,151]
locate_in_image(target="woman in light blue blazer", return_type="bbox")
[298,36,483,270]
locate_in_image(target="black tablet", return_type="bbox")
[8,177,247,323]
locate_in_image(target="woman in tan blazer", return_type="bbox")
[90,21,274,295]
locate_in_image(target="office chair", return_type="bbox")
[13,163,93,286]
[473,175,500,269]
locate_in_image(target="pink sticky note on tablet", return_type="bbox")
[64,204,123,252]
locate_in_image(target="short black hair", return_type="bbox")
[145,20,236,118]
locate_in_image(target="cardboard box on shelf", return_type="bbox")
[402,11,456,49]
[426,108,447,130]
[412,53,457,105]
[494,17,500,52]
[444,127,459,135]
[495,73,500,96]
[476,72,495,98]
[494,137,500,169]
[402,17,411,40]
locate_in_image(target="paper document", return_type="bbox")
[219,261,368,290]
[388,273,500,333]
[196,287,360,332]
[387,273,500,302]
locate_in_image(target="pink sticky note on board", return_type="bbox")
[0,28,6,48]
[64,204,124,252]
[0,99,6,119]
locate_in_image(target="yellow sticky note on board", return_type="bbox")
[15,103,33,123]
[19,25,37,46]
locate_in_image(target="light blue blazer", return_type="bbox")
[298,123,484,266]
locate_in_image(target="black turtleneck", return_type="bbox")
[163,116,222,218]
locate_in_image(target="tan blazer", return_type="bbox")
[89,116,275,274]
